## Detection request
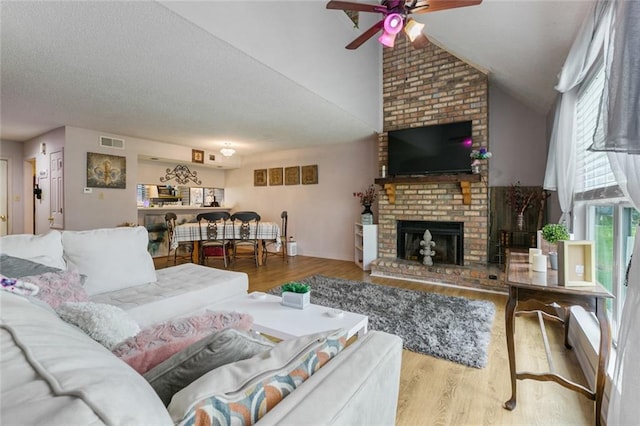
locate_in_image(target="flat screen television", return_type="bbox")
[388,121,473,176]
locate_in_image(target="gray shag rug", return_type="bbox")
[268,275,495,368]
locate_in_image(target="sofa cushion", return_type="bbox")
[21,269,89,308]
[168,328,348,425]
[62,226,157,296]
[56,302,141,350]
[0,254,63,278]
[112,310,254,375]
[90,263,249,327]
[145,328,275,406]
[0,230,66,270]
[0,291,172,425]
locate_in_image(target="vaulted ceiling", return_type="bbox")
[1,1,592,157]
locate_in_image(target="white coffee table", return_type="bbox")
[211,292,368,341]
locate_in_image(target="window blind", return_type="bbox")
[575,63,615,192]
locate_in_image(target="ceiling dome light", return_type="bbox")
[220,143,235,157]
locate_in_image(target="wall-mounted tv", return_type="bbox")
[388,121,473,176]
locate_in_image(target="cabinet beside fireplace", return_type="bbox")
[355,223,378,271]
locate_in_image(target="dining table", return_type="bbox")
[172,221,281,265]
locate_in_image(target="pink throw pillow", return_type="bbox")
[112,311,253,374]
[22,269,89,308]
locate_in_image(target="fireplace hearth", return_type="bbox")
[397,220,464,266]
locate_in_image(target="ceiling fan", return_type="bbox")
[326,0,482,50]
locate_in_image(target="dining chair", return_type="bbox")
[196,212,231,268]
[165,212,194,265]
[262,211,288,264]
[229,211,261,267]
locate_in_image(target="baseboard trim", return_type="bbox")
[370,271,507,296]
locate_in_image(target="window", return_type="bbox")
[574,63,638,340]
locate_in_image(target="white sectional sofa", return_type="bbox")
[0,226,403,425]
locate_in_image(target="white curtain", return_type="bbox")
[543,0,614,226]
[598,1,640,424]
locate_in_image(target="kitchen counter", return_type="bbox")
[137,205,232,212]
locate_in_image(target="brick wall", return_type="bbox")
[374,37,494,288]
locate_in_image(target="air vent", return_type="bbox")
[100,136,125,149]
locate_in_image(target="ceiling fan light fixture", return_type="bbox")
[379,13,403,48]
[404,18,425,41]
[378,31,397,47]
[383,13,403,34]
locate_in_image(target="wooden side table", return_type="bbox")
[503,251,613,426]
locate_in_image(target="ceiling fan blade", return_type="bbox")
[346,20,384,49]
[326,0,386,13]
[410,0,482,14]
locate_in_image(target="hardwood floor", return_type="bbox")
[156,255,595,425]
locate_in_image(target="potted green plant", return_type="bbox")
[541,223,570,270]
[280,282,310,309]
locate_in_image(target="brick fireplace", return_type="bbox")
[370,37,504,292]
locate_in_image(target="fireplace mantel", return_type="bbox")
[374,174,481,205]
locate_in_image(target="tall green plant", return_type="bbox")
[541,223,570,243]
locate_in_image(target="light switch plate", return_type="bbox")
[83,187,92,194]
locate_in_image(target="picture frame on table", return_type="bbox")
[558,240,596,287]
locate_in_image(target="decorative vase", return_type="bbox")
[281,291,310,309]
[516,212,524,231]
[361,203,374,225]
[548,252,559,270]
[471,163,480,174]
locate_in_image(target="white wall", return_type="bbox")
[489,84,548,187]
[137,159,226,189]
[162,1,382,132]
[23,127,66,234]
[0,139,26,234]
[63,127,232,230]
[225,136,379,261]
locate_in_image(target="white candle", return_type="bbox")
[382,165,386,178]
[532,254,547,272]
[529,248,542,264]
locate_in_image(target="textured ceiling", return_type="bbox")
[0,0,592,157]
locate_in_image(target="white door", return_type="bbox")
[0,159,8,236]
[50,150,64,229]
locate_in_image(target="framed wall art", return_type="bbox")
[285,166,300,185]
[86,152,126,189]
[254,169,267,186]
[269,168,283,186]
[192,149,204,164]
[301,164,318,185]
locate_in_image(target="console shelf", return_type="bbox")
[374,174,481,205]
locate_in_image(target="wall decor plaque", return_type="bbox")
[301,164,318,185]
[86,152,126,188]
[254,169,267,186]
[285,166,300,185]
[269,168,283,186]
[192,149,204,164]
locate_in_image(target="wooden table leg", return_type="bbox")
[595,298,611,426]
[564,307,573,349]
[192,241,200,264]
[504,287,518,410]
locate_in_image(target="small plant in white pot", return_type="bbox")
[541,223,570,270]
[280,282,310,309]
